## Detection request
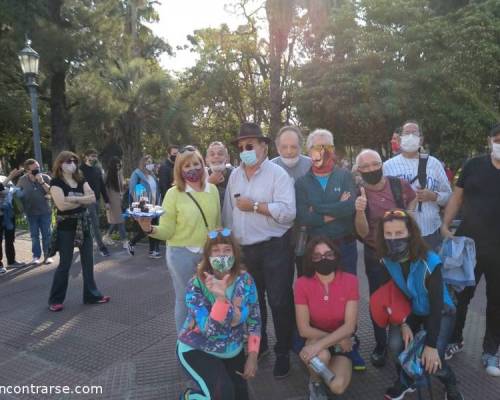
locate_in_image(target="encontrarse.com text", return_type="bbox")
[0,385,103,395]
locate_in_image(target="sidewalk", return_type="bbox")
[0,234,498,399]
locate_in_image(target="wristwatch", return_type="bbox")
[253,201,259,213]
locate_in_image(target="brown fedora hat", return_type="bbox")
[231,122,271,145]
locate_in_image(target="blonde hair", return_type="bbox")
[173,149,207,192]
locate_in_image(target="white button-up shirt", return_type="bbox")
[222,159,296,245]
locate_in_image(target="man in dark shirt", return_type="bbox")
[158,145,179,199]
[80,149,110,257]
[442,124,500,377]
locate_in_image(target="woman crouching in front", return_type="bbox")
[177,228,261,400]
[294,236,359,400]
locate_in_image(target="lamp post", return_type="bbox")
[18,39,43,168]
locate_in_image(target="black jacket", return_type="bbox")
[80,164,109,203]
[158,159,175,199]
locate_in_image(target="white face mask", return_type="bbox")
[492,143,500,161]
[280,155,300,168]
[145,163,155,171]
[400,134,420,153]
[62,163,77,174]
[210,163,226,173]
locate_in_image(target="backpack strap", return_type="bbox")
[387,176,405,209]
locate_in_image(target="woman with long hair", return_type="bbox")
[48,151,110,312]
[103,157,127,249]
[375,209,463,400]
[294,236,359,399]
[136,146,221,331]
[177,228,260,400]
[127,154,162,258]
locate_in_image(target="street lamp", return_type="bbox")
[18,39,43,168]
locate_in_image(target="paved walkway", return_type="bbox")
[0,234,499,399]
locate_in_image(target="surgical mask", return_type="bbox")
[385,238,410,262]
[210,163,226,173]
[281,156,300,168]
[492,143,500,160]
[209,255,235,273]
[182,167,203,182]
[312,259,339,276]
[62,163,77,174]
[145,163,155,171]
[400,134,420,153]
[240,150,258,166]
[361,168,383,185]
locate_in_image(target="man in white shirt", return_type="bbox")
[383,121,451,249]
[223,122,296,379]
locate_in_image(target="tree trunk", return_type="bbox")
[119,110,142,177]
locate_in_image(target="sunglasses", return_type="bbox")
[238,143,254,153]
[179,145,197,154]
[383,209,408,219]
[311,251,336,263]
[208,228,232,239]
[310,144,334,152]
[64,159,78,165]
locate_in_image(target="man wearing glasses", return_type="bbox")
[354,149,416,368]
[222,122,296,379]
[383,121,451,250]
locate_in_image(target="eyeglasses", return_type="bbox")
[383,209,407,218]
[208,228,232,239]
[179,145,197,154]
[238,143,254,153]
[64,159,78,165]
[310,144,334,152]
[311,251,336,263]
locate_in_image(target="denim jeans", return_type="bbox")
[337,237,358,275]
[27,213,52,259]
[166,246,202,332]
[107,223,127,241]
[388,313,457,387]
[241,230,295,355]
[364,245,389,349]
[49,229,103,304]
[87,203,104,248]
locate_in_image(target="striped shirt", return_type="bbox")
[383,154,451,236]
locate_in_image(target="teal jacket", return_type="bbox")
[295,168,356,239]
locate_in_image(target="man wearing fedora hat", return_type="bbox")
[223,122,296,379]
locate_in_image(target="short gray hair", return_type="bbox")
[275,126,304,147]
[355,149,382,167]
[306,129,334,150]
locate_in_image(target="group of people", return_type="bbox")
[1,120,499,400]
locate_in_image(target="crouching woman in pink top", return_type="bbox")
[294,236,359,399]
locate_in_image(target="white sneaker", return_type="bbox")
[482,353,500,377]
[30,258,42,265]
[0,266,7,274]
[122,240,129,250]
[44,257,54,264]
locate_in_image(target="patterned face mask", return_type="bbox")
[209,255,235,273]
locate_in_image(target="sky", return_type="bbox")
[149,0,249,73]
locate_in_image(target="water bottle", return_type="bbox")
[295,226,307,256]
[309,356,336,383]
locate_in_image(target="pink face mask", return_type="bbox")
[182,167,203,182]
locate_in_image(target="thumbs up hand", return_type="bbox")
[355,187,368,212]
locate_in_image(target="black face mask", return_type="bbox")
[170,155,177,163]
[31,169,40,176]
[312,259,340,276]
[361,168,383,185]
[385,238,410,262]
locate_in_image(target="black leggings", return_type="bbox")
[177,345,249,400]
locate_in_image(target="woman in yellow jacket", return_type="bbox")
[137,146,221,332]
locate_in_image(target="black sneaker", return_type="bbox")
[99,246,110,257]
[273,353,290,379]
[370,345,387,368]
[8,261,26,269]
[445,385,464,400]
[384,379,415,400]
[258,342,270,361]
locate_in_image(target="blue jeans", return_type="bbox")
[27,214,52,259]
[388,313,457,387]
[337,237,358,275]
[166,246,202,333]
